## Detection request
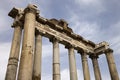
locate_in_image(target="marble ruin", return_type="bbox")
[5,4,119,80]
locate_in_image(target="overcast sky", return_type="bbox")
[0,0,120,80]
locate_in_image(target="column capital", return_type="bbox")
[65,43,74,49]
[24,4,39,15]
[78,49,89,56]
[12,20,23,28]
[105,48,113,53]
[49,37,60,43]
[10,8,24,28]
[89,54,99,59]
[35,29,44,36]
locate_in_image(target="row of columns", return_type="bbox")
[5,5,119,80]
[89,49,119,80]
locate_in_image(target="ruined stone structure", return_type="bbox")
[5,4,119,80]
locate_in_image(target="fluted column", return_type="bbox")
[89,54,101,80]
[52,38,60,80]
[32,33,42,80]
[81,52,90,80]
[5,23,22,80]
[18,4,38,80]
[105,48,119,80]
[68,47,78,80]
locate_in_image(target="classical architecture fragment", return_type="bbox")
[5,4,119,80]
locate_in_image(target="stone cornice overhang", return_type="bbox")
[36,16,95,54]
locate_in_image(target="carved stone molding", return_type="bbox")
[105,48,113,53]
[24,4,39,16]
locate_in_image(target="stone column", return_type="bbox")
[5,23,22,80]
[52,38,60,80]
[81,52,90,80]
[105,48,119,80]
[18,4,38,80]
[32,33,42,80]
[89,54,101,80]
[68,47,78,80]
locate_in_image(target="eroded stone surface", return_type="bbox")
[5,4,119,80]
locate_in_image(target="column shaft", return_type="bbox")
[53,39,60,80]
[81,53,90,80]
[18,9,36,80]
[5,26,22,80]
[68,47,78,80]
[91,56,101,80]
[32,34,42,80]
[105,50,119,80]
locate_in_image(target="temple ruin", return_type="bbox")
[5,4,119,80]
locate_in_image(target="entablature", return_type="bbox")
[94,41,110,55]
[35,20,94,54]
[8,5,113,55]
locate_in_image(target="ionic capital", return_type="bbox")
[10,8,24,28]
[78,49,89,56]
[49,37,60,43]
[89,54,99,59]
[12,20,23,28]
[105,48,113,53]
[65,43,74,49]
[24,4,39,15]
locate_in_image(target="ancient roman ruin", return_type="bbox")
[5,4,119,80]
